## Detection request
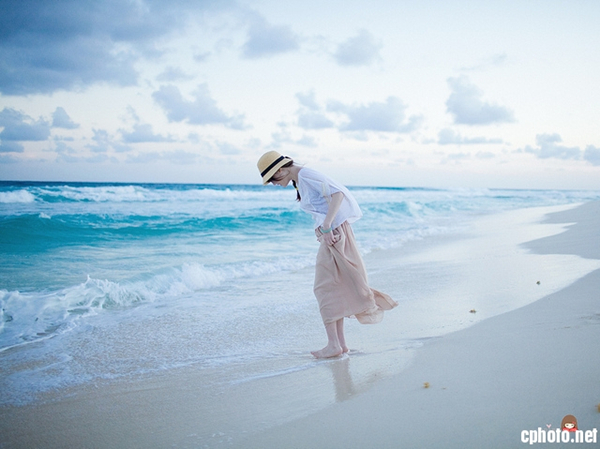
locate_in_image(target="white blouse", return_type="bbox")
[297,167,362,229]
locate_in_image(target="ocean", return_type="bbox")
[1,181,599,406]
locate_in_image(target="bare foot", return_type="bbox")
[311,345,343,359]
[341,345,349,354]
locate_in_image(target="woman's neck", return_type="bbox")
[288,165,301,184]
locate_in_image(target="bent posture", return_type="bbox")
[257,151,397,358]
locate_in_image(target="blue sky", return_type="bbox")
[1,0,599,188]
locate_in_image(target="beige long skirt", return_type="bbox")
[314,221,398,324]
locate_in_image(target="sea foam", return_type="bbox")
[0,189,36,203]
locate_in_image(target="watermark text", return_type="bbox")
[521,428,598,445]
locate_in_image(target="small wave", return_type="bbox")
[0,255,315,351]
[33,184,291,204]
[39,185,154,203]
[0,190,37,203]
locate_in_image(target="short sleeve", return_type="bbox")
[297,167,362,229]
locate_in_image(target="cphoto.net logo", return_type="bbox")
[521,415,598,445]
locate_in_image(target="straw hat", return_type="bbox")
[257,151,293,184]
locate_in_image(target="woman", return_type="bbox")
[257,151,397,358]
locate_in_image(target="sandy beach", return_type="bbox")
[1,202,599,448]
[237,202,600,449]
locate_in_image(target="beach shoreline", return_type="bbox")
[236,201,600,449]
[1,202,599,448]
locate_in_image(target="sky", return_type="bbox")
[1,0,599,189]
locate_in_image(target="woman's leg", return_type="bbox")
[311,319,344,358]
[337,318,348,354]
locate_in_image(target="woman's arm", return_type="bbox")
[320,191,344,246]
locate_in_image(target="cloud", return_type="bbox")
[296,135,317,147]
[241,17,300,59]
[120,123,175,143]
[461,53,508,72]
[333,30,382,67]
[152,84,246,129]
[269,126,317,148]
[583,145,600,166]
[296,91,321,111]
[54,141,79,162]
[193,51,211,63]
[126,150,200,165]
[156,66,195,82]
[329,96,422,133]
[297,112,334,130]
[438,128,503,145]
[295,90,334,130]
[294,91,422,135]
[0,153,20,163]
[446,152,470,161]
[55,139,114,163]
[0,108,51,149]
[88,130,111,153]
[520,134,600,166]
[0,0,228,95]
[52,107,80,129]
[87,129,131,153]
[524,133,581,160]
[0,142,25,153]
[446,76,515,125]
[476,151,496,159]
[216,141,242,155]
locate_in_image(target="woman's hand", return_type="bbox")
[319,224,339,246]
[318,192,344,246]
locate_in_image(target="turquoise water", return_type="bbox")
[1,181,599,404]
